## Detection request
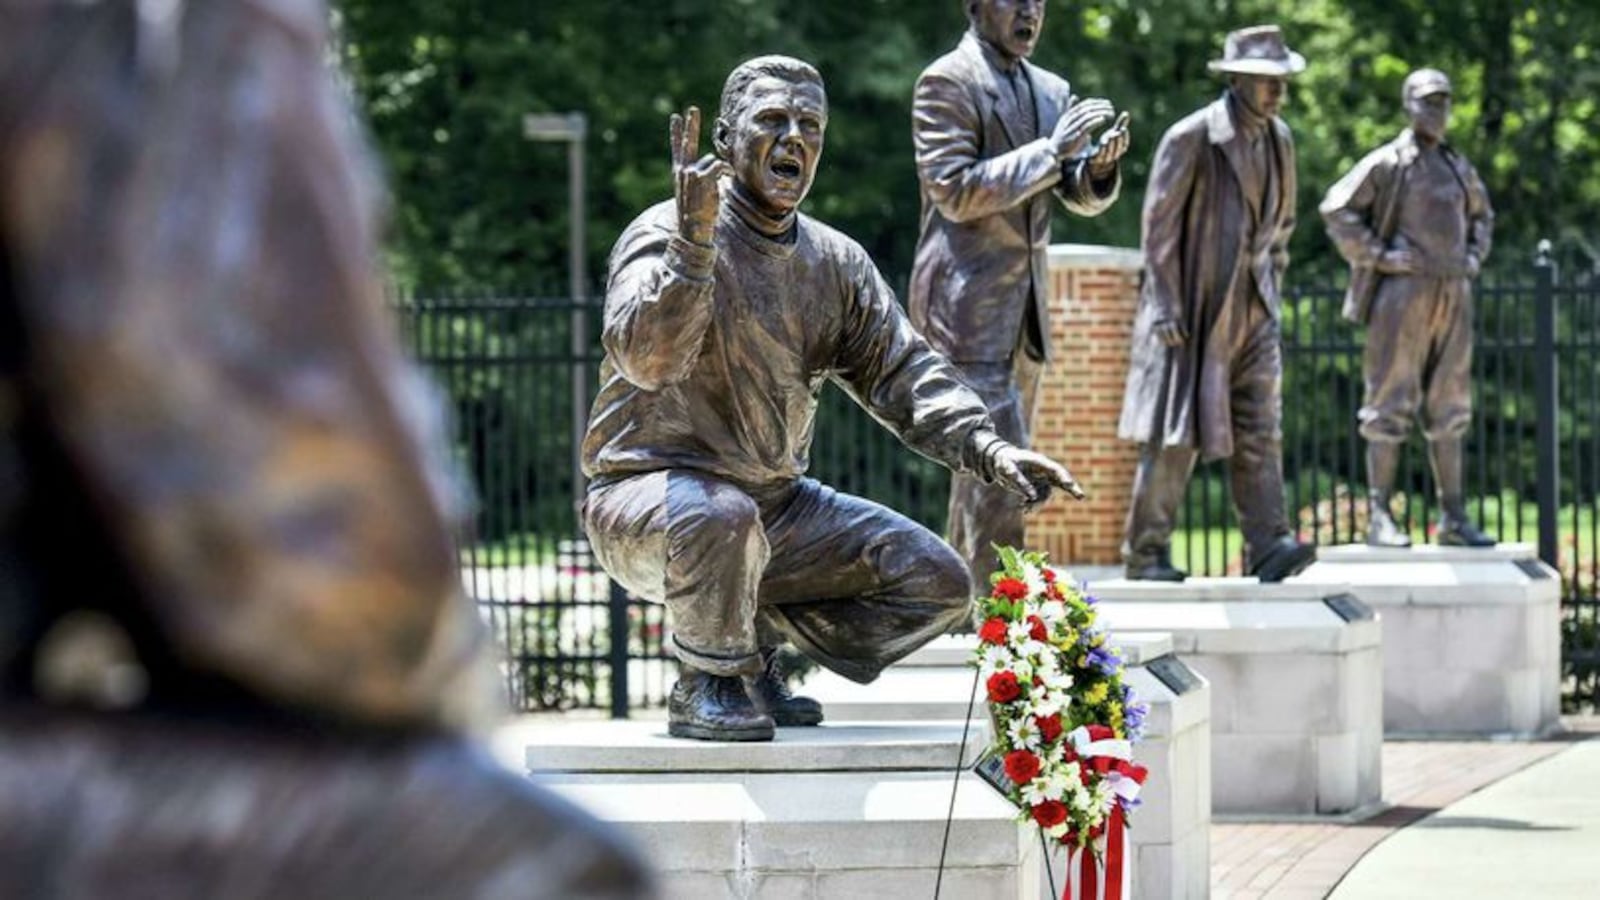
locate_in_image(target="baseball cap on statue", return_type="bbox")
[1403,68,1452,102]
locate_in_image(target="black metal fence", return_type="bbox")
[397,248,1600,715]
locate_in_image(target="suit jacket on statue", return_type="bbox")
[909,32,1120,365]
[1117,95,1297,461]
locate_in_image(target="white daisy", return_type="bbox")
[1021,563,1047,599]
[1006,620,1034,645]
[1007,715,1043,752]
[978,644,1013,678]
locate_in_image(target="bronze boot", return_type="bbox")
[1123,549,1188,582]
[746,648,824,727]
[1428,439,1495,547]
[1365,442,1412,547]
[667,667,775,742]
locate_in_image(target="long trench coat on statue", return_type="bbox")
[909,32,1120,365]
[1117,96,1297,461]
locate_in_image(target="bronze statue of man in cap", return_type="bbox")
[908,0,1130,590]
[583,56,1086,742]
[1116,25,1316,582]
[1320,69,1496,547]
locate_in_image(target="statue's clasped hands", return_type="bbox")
[1051,99,1130,179]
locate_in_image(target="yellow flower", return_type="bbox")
[1084,682,1109,705]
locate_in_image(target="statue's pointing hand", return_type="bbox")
[670,106,730,246]
[986,442,1088,509]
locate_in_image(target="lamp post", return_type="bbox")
[523,111,590,535]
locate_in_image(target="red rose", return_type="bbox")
[986,671,1021,703]
[1046,583,1065,602]
[1003,749,1042,784]
[1042,568,1056,584]
[978,617,1009,645]
[1036,714,1063,744]
[1031,800,1068,829]
[1027,615,1048,642]
[993,577,1028,600]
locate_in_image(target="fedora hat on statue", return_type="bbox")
[1207,25,1306,77]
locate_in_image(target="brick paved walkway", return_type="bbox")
[1212,722,1598,899]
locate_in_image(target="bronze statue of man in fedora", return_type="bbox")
[1321,68,1496,548]
[908,0,1129,590]
[583,56,1086,743]
[1116,25,1316,582]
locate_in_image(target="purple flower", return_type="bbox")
[1122,684,1149,741]
[1087,645,1122,676]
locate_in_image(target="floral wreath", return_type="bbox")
[972,547,1149,856]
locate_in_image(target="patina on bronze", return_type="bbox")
[909,0,1129,589]
[1321,68,1496,548]
[582,56,1086,743]
[1116,25,1316,583]
[0,2,649,895]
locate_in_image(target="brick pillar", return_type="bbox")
[1027,244,1144,566]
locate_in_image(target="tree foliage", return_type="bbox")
[335,0,1598,290]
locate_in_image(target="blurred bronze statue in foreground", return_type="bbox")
[909,0,1128,589]
[0,1,649,896]
[1116,26,1316,582]
[582,56,1085,743]
[1321,68,1496,548]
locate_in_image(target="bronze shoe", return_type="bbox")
[667,668,775,742]
[746,648,824,727]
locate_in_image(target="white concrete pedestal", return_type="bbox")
[518,720,1039,899]
[1086,579,1383,819]
[802,634,1212,900]
[1293,543,1561,738]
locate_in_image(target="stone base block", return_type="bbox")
[518,721,1038,899]
[800,634,1212,900]
[1087,579,1383,818]
[1293,543,1561,738]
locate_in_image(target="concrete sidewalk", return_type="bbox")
[1331,736,1600,899]
[1209,717,1600,890]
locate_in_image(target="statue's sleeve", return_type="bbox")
[1319,150,1387,268]
[0,1,497,732]
[1463,159,1494,267]
[913,70,1062,223]
[600,213,717,391]
[1140,126,1201,322]
[1273,127,1297,275]
[831,250,993,472]
[1057,155,1122,217]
